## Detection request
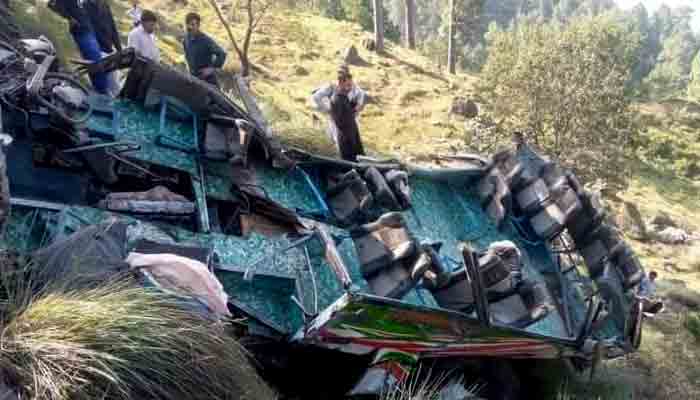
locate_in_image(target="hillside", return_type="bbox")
[7,1,700,399]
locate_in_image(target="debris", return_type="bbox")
[654,226,690,245]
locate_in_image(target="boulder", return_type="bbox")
[649,211,678,231]
[621,201,648,240]
[654,227,689,245]
[290,65,309,76]
[342,45,365,66]
[668,288,700,310]
[361,38,376,52]
[450,97,479,119]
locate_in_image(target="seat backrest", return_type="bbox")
[351,212,416,279]
[326,170,374,224]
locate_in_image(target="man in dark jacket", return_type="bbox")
[183,12,227,87]
[48,0,121,95]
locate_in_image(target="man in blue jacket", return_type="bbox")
[48,0,121,95]
[183,12,227,88]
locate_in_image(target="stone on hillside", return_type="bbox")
[342,45,365,66]
[290,65,309,76]
[450,97,479,119]
[649,211,678,231]
[654,226,689,245]
[399,89,428,105]
[361,38,376,52]
[668,288,700,310]
[622,201,648,240]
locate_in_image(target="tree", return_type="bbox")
[405,0,417,48]
[479,15,641,189]
[539,0,553,20]
[689,51,700,100]
[207,0,275,77]
[374,0,385,52]
[447,0,456,73]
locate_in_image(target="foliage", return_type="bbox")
[0,257,275,400]
[689,51,700,100]
[687,313,700,342]
[479,15,641,189]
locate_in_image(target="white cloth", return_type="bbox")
[127,25,160,62]
[127,6,143,26]
[310,83,366,145]
[126,252,231,317]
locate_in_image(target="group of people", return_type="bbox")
[47,0,366,161]
[47,0,228,94]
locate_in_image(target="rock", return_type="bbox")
[300,51,320,60]
[290,65,309,76]
[654,227,689,245]
[450,97,479,119]
[342,45,365,66]
[399,89,428,105]
[622,201,648,240]
[361,38,376,52]
[668,288,700,310]
[649,211,678,231]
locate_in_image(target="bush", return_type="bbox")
[0,258,275,400]
[479,15,641,189]
[686,313,700,341]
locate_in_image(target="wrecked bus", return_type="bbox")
[0,37,644,397]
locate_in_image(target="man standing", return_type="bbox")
[48,0,112,94]
[311,65,367,161]
[127,10,159,62]
[127,0,143,27]
[638,270,663,314]
[182,12,227,87]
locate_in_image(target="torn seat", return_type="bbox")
[98,185,195,215]
[576,224,621,279]
[476,162,511,228]
[351,212,421,298]
[608,243,645,290]
[566,191,606,244]
[326,169,374,225]
[364,166,401,211]
[384,169,411,209]
[428,242,553,329]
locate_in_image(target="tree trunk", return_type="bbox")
[373,0,385,53]
[404,0,416,49]
[447,0,456,74]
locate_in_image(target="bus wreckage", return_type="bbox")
[0,37,645,397]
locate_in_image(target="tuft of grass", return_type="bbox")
[380,370,483,400]
[0,257,275,400]
[686,313,700,342]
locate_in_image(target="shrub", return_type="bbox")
[686,313,700,341]
[479,15,641,189]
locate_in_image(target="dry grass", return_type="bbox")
[0,255,275,400]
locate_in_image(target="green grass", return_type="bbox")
[687,313,700,342]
